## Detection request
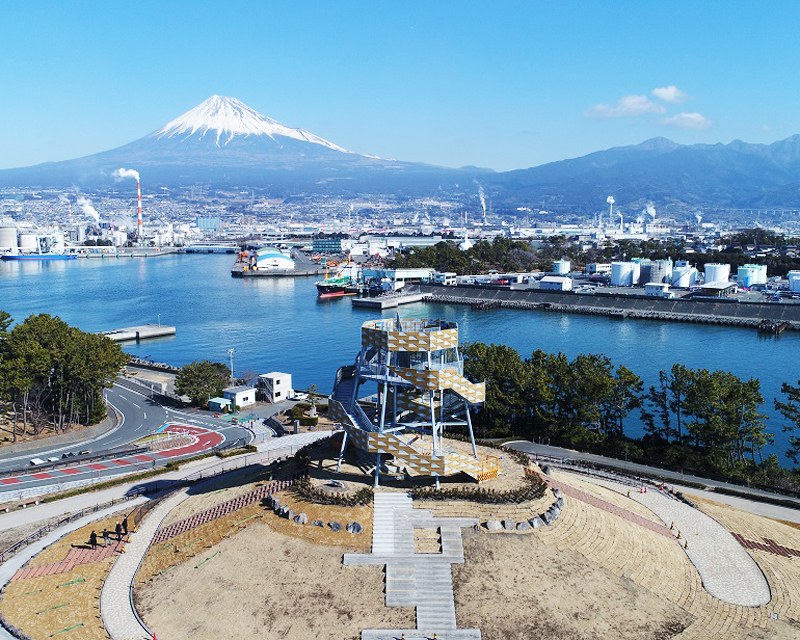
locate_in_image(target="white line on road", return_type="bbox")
[130,402,141,409]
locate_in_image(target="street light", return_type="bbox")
[227,348,235,385]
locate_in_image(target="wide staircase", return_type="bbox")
[331,367,498,482]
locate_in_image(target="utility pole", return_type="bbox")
[227,348,235,386]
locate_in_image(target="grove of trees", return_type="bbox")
[175,360,231,407]
[0,311,129,441]
[462,342,800,488]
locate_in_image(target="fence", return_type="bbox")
[0,496,134,563]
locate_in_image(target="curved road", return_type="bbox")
[0,380,253,497]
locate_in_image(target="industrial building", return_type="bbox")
[540,275,573,291]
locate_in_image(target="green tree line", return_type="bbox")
[0,311,129,440]
[462,342,800,487]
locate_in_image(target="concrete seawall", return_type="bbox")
[416,284,800,330]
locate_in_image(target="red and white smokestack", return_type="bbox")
[137,180,142,238]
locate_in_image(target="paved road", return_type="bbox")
[0,380,255,499]
[507,440,800,523]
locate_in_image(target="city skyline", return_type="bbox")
[2,1,799,172]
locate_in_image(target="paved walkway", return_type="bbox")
[0,498,145,640]
[579,473,772,607]
[345,492,481,640]
[11,537,128,580]
[100,489,191,640]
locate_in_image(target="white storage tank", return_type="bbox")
[18,234,38,252]
[704,263,730,285]
[672,266,698,288]
[611,261,639,286]
[553,259,571,275]
[788,271,800,293]
[737,265,756,289]
[741,263,768,285]
[0,226,17,251]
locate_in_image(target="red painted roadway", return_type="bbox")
[0,424,223,486]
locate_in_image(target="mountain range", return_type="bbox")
[4,95,800,210]
[0,96,471,195]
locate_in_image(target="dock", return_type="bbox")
[352,291,430,309]
[231,263,325,278]
[100,324,176,342]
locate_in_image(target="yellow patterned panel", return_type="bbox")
[361,320,459,353]
[390,367,486,403]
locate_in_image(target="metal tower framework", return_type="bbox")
[331,317,497,488]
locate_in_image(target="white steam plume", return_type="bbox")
[77,197,99,224]
[645,203,657,218]
[114,168,140,181]
[477,184,487,216]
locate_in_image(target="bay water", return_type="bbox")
[1,254,798,462]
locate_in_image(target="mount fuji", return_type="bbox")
[0,95,475,192]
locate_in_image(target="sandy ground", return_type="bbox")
[0,512,80,555]
[454,531,691,640]
[137,522,413,640]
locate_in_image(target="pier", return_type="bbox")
[100,324,176,342]
[352,291,430,309]
[416,284,800,331]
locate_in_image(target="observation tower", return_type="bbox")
[331,317,499,487]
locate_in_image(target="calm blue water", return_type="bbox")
[2,254,798,461]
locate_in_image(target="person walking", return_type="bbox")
[122,517,129,535]
[102,529,110,546]
[89,531,97,549]
[115,522,122,541]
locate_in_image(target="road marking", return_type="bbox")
[130,402,141,409]
[143,412,147,419]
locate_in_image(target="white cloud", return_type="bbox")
[662,112,712,130]
[585,95,666,119]
[652,85,689,103]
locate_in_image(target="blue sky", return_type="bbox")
[1,1,798,171]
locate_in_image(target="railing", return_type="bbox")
[0,496,136,563]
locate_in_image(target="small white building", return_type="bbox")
[433,272,457,286]
[222,385,257,408]
[259,372,293,403]
[586,263,612,275]
[539,275,573,291]
[644,282,673,298]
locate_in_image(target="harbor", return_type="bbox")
[2,253,799,456]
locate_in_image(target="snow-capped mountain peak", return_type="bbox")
[153,94,351,153]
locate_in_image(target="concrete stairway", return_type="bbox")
[372,492,413,555]
[345,492,481,639]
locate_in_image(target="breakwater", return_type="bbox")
[417,284,800,330]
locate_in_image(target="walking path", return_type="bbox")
[100,488,191,640]
[578,473,772,607]
[0,498,145,640]
[344,492,481,640]
[11,537,128,580]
